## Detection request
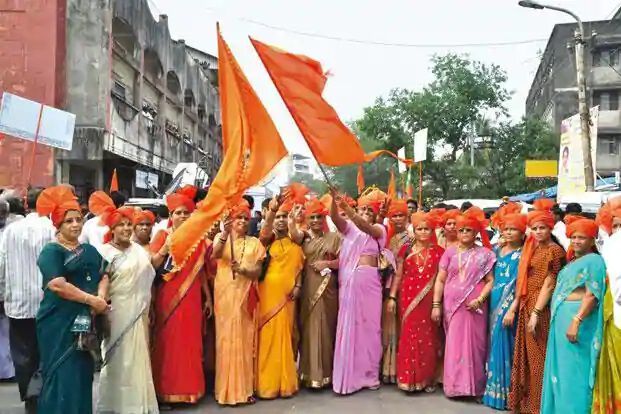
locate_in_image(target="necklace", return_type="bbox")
[236,235,247,264]
[57,236,79,251]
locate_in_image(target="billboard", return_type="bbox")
[557,107,599,200]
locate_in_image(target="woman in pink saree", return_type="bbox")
[431,207,495,398]
[329,188,392,395]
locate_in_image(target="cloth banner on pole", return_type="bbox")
[397,147,407,173]
[413,128,428,163]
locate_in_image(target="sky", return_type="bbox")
[149,0,620,158]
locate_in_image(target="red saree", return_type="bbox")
[150,230,211,403]
[396,244,444,391]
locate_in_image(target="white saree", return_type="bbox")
[97,242,158,414]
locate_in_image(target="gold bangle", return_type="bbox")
[573,315,583,323]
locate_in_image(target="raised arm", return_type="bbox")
[342,202,383,240]
[259,197,279,246]
[329,191,347,234]
[211,217,232,260]
[288,205,305,245]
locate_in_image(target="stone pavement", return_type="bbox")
[0,379,494,414]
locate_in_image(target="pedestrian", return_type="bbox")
[406,199,418,215]
[150,188,213,405]
[431,207,495,398]
[330,188,390,395]
[438,208,460,250]
[591,196,621,414]
[255,196,304,399]
[541,217,606,413]
[132,209,155,250]
[291,198,340,390]
[91,193,159,414]
[79,191,126,250]
[388,211,444,392]
[0,188,55,413]
[508,199,565,413]
[212,199,265,405]
[483,212,525,409]
[382,199,411,384]
[35,186,109,414]
[0,199,15,384]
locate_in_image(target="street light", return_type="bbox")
[518,1,595,191]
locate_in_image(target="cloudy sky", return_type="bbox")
[149,0,619,156]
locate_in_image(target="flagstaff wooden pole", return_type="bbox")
[229,231,236,279]
[418,161,423,208]
[27,104,45,188]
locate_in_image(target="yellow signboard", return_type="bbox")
[525,160,558,178]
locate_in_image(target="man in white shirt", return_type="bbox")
[0,188,55,413]
[79,191,126,250]
[0,199,15,382]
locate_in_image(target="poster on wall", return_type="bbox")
[557,106,599,200]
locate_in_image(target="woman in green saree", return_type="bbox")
[35,186,109,414]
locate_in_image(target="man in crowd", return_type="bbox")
[0,188,56,414]
[0,199,15,383]
[79,191,126,249]
[406,199,418,215]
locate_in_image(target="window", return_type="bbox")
[593,48,620,67]
[593,90,619,110]
[112,81,126,99]
[599,135,620,155]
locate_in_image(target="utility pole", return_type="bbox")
[518,1,595,191]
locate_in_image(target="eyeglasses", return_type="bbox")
[458,228,474,233]
[309,215,323,220]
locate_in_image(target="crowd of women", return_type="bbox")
[27,182,621,413]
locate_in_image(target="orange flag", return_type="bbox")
[357,165,365,195]
[364,150,413,167]
[387,168,396,199]
[109,169,119,193]
[170,26,287,268]
[250,38,365,166]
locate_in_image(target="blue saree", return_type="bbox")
[36,243,103,414]
[540,253,606,414]
[483,247,520,410]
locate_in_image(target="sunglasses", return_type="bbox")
[309,215,323,220]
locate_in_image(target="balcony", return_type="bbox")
[597,109,621,132]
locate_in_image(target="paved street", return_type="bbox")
[0,379,494,414]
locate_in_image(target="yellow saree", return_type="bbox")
[256,237,304,399]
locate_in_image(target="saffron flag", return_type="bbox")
[250,38,365,166]
[387,168,396,199]
[357,165,365,195]
[109,169,119,193]
[170,26,287,268]
[364,150,413,167]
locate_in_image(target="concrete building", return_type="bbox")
[0,0,222,201]
[526,17,621,175]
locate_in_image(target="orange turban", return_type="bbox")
[88,191,135,243]
[565,215,598,239]
[411,211,439,229]
[230,198,250,219]
[283,183,309,204]
[456,207,491,248]
[305,198,328,216]
[36,186,81,228]
[491,202,522,229]
[166,193,195,214]
[177,185,198,202]
[500,213,527,233]
[133,209,156,226]
[278,200,295,214]
[357,188,387,215]
[533,198,555,211]
[440,209,461,227]
[596,196,621,235]
[526,210,555,229]
[387,199,408,218]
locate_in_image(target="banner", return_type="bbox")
[397,147,407,173]
[413,128,428,162]
[557,107,599,200]
[525,160,558,178]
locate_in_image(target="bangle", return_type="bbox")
[295,284,302,289]
[388,296,397,302]
[219,237,227,243]
[532,308,542,316]
[573,315,583,323]
[83,293,90,306]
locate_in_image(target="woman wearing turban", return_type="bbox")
[330,187,392,395]
[541,217,606,413]
[35,186,109,414]
[508,200,566,413]
[150,189,213,406]
[431,207,496,398]
[290,197,341,389]
[387,211,444,392]
[132,209,155,250]
[89,192,158,414]
[483,212,526,409]
[254,184,306,399]
[438,209,460,249]
[592,196,621,414]
[211,198,265,405]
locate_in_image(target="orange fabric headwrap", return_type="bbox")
[456,207,491,248]
[36,186,81,228]
[441,209,461,227]
[230,198,251,219]
[500,213,527,233]
[357,188,387,215]
[596,196,621,235]
[527,210,555,229]
[177,185,198,203]
[533,198,555,211]
[305,198,328,216]
[491,202,522,229]
[166,193,195,214]
[89,192,135,243]
[387,199,408,218]
[102,206,135,243]
[410,211,439,244]
[133,210,156,226]
[565,216,598,239]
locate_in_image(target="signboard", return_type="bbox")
[397,147,407,173]
[413,128,428,162]
[0,92,76,151]
[557,107,599,200]
[525,160,558,178]
[135,170,159,190]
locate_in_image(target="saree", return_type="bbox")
[482,248,521,410]
[382,230,410,384]
[508,242,565,413]
[333,221,387,395]
[592,286,621,414]
[150,230,209,403]
[36,243,103,414]
[396,244,444,391]
[299,231,340,389]
[97,242,158,414]
[0,314,14,379]
[541,253,606,414]
[256,237,304,399]
[214,235,265,405]
[440,245,495,397]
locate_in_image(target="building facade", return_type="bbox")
[526,18,621,175]
[0,0,222,201]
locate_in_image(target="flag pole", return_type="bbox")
[26,104,44,188]
[418,162,423,208]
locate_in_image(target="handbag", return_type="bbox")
[376,240,394,282]
[71,313,101,361]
